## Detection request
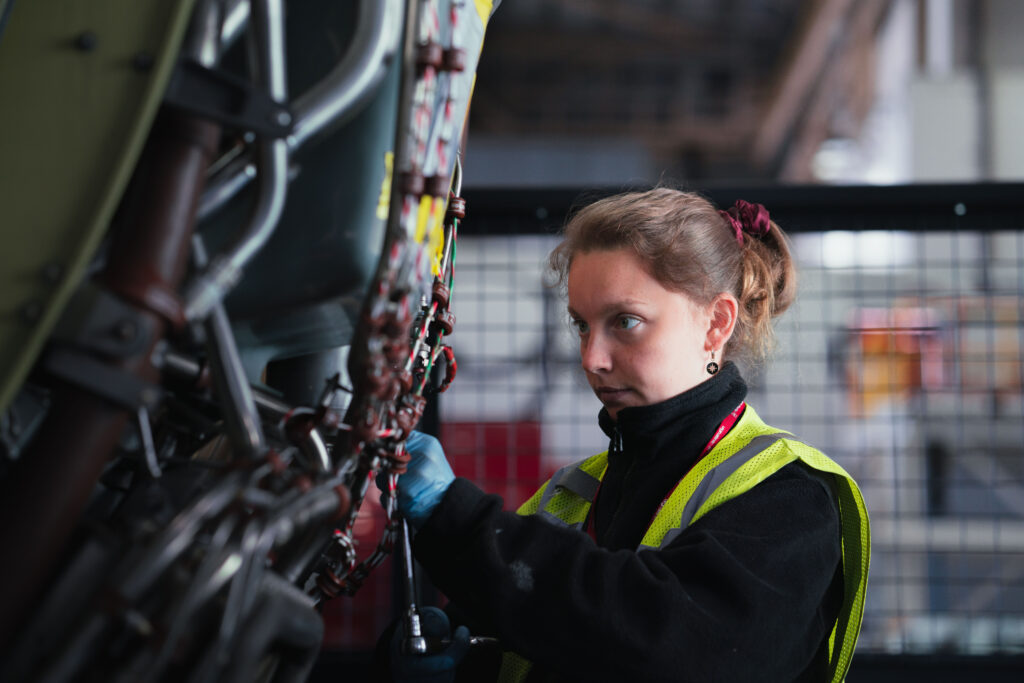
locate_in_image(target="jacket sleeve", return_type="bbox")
[412,464,842,683]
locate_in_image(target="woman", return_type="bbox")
[383,188,870,682]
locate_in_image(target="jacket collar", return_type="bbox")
[597,361,748,465]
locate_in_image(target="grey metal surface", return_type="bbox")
[198,0,402,221]
[184,0,290,321]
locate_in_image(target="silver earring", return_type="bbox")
[706,351,719,376]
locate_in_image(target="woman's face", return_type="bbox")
[567,248,716,420]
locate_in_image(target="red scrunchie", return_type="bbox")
[719,200,771,246]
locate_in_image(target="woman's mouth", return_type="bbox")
[595,386,630,401]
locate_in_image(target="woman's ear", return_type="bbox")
[706,293,739,353]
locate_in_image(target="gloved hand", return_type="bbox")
[379,431,455,528]
[390,606,471,683]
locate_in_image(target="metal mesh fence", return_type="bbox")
[432,186,1024,657]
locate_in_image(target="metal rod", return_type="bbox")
[250,391,331,472]
[198,156,256,221]
[184,0,290,320]
[183,0,224,68]
[305,428,331,472]
[399,516,428,655]
[289,0,403,149]
[436,156,462,278]
[220,0,249,50]
[198,0,402,222]
[117,473,244,600]
[137,405,162,478]
[205,302,267,455]
[452,154,463,197]
[191,234,266,456]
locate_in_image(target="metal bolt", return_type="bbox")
[123,609,154,637]
[132,52,155,72]
[75,31,98,52]
[113,319,138,342]
[140,388,160,407]
[274,110,292,127]
[954,202,967,216]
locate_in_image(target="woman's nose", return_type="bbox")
[580,333,612,374]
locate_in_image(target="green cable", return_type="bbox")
[448,220,458,291]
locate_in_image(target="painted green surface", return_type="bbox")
[0,0,197,413]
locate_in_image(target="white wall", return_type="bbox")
[909,75,983,181]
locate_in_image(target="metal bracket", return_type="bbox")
[163,58,293,138]
[43,347,163,412]
[52,286,157,360]
[0,385,50,461]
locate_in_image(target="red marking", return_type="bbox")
[441,421,544,508]
[438,346,457,392]
[699,402,746,458]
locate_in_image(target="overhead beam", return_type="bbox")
[778,0,893,181]
[752,0,857,168]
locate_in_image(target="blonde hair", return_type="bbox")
[548,188,797,366]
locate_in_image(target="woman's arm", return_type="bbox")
[413,464,841,683]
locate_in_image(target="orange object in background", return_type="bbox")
[843,297,1024,416]
[844,306,944,416]
[950,296,1024,396]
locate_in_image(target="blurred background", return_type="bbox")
[318,1,1024,679]
[464,0,1024,186]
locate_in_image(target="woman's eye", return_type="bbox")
[616,316,640,330]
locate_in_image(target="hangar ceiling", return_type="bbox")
[469,0,894,182]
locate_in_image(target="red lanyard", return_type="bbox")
[585,402,746,542]
[699,402,746,458]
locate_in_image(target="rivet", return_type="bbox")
[274,110,292,127]
[75,31,98,52]
[954,202,967,216]
[113,319,138,341]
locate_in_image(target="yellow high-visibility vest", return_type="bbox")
[498,405,870,683]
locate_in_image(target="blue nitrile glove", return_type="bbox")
[379,431,455,528]
[390,606,471,683]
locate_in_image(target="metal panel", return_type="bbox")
[0,0,197,413]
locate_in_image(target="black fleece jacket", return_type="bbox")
[411,364,844,682]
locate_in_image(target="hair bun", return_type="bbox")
[720,200,771,245]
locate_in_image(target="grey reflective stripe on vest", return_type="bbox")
[534,461,602,529]
[646,432,790,551]
[554,463,602,499]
